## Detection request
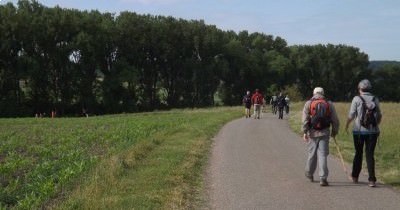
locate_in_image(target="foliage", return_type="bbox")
[0,1,377,117]
[372,64,400,101]
[369,60,400,71]
[280,84,303,102]
[289,44,370,101]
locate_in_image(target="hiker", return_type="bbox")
[345,79,382,187]
[285,95,290,114]
[270,95,278,114]
[251,89,264,119]
[242,90,252,118]
[277,92,286,119]
[302,87,339,186]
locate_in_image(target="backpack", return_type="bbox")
[255,95,261,104]
[243,95,251,105]
[277,96,286,107]
[309,98,331,130]
[359,96,377,128]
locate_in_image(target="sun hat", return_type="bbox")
[358,79,372,91]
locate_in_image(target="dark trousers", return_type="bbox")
[351,134,378,182]
[278,106,284,119]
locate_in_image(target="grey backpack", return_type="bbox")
[359,96,377,128]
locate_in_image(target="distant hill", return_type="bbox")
[369,60,400,71]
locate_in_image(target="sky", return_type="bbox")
[2,0,399,61]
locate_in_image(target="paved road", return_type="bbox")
[206,112,400,210]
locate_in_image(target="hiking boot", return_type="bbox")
[320,179,329,186]
[368,181,376,187]
[351,177,358,183]
[305,175,313,182]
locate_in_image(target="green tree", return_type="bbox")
[0,3,23,117]
[373,64,400,101]
[289,44,369,100]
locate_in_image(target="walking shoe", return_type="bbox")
[368,181,376,187]
[351,176,358,183]
[320,179,329,186]
[305,175,314,182]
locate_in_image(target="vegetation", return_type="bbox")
[288,101,400,189]
[6,0,400,118]
[0,107,242,209]
[2,101,399,209]
[369,60,400,71]
[1,0,399,209]
[372,64,400,101]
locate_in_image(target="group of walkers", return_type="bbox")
[242,89,289,120]
[302,79,381,187]
[242,78,382,188]
[270,93,290,119]
[242,89,265,119]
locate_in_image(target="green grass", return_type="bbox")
[288,102,400,189]
[5,102,398,209]
[0,107,242,209]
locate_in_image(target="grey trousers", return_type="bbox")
[253,104,261,118]
[305,135,329,180]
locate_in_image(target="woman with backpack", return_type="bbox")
[345,79,382,187]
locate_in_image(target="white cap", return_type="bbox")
[313,87,324,95]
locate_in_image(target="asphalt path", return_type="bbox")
[206,112,400,210]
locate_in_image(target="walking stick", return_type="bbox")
[332,137,352,181]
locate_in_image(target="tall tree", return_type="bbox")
[0,2,25,117]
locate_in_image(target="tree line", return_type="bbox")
[1,0,398,117]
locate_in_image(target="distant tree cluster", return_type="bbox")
[1,0,396,117]
[372,63,400,101]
